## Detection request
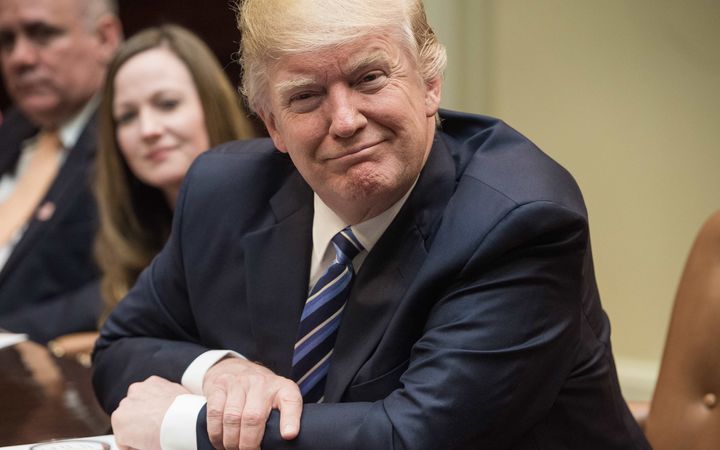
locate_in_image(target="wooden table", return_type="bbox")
[0,341,110,446]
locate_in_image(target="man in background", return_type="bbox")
[0,0,122,342]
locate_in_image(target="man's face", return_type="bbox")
[261,33,442,222]
[0,0,110,126]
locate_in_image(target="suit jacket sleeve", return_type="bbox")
[0,281,103,344]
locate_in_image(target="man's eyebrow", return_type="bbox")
[24,21,61,30]
[345,51,392,75]
[275,76,318,98]
[0,21,64,39]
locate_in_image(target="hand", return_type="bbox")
[203,358,303,450]
[112,376,190,450]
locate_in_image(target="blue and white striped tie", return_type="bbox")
[291,226,364,402]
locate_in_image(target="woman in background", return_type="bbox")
[49,25,256,358]
[95,24,257,317]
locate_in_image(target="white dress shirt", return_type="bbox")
[160,185,415,450]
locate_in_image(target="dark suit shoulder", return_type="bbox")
[185,138,293,193]
[192,137,291,176]
[439,109,586,217]
[178,138,305,230]
[0,107,36,136]
[0,108,37,174]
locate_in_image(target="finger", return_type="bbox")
[276,383,303,440]
[113,429,134,450]
[237,384,271,450]
[111,403,129,438]
[206,382,229,450]
[222,383,248,450]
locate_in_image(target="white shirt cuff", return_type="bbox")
[181,349,246,394]
[160,394,207,450]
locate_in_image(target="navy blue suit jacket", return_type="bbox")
[94,110,649,449]
[0,108,101,343]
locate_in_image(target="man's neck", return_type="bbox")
[53,96,99,149]
[320,188,408,225]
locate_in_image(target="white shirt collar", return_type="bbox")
[57,95,99,149]
[309,180,417,288]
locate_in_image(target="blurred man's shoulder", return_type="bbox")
[0,108,37,139]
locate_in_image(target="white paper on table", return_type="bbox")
[0,434,118,450]
[0,332,27,350]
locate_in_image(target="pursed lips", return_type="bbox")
[327,140,384,161]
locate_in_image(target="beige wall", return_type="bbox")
[425,0,720,399]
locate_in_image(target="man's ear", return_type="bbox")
[424,75,442,117]
[94,15,123,64]
[257,110,288,153]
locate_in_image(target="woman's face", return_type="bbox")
[112,47,210,204]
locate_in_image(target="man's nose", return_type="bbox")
[328,87,367,138]
[5,35,39,69]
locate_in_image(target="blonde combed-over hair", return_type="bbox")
[235,0,446,115]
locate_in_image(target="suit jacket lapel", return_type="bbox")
[0,109,36,176]
[241,170,314,376]
[0,115,98,283]
[325,135,458,401]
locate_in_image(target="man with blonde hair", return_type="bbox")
[0,0,122,342]
[95,1,649,449]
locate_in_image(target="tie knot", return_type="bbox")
[35,129,62,155]
[331,227,364,264]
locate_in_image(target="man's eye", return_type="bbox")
[288,92,321,113]
[356,71,386,89]
[361,73,379,83]
[291,92,316,102]
[26,24,63,47]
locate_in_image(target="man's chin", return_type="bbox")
[339,170,400,202]
[16,98,64,126]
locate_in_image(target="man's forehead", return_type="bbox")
[274,42,397,78]
[0,0,77,26]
